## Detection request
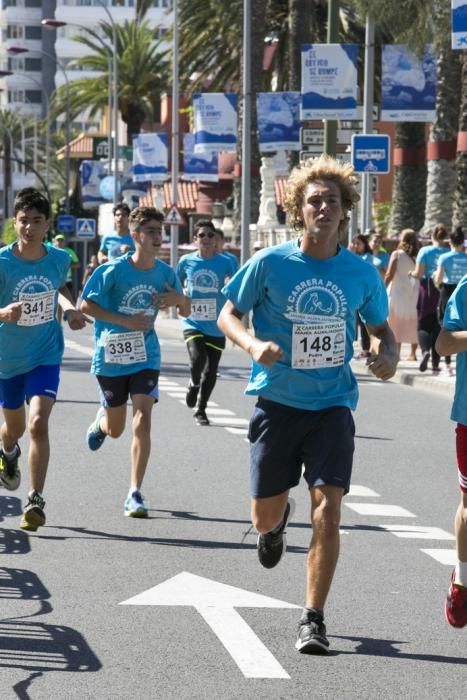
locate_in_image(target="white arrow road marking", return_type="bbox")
[347,485,380,497]
[120,571,300,679]
[421,549,457,565]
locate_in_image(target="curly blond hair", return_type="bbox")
[283,154,360,234]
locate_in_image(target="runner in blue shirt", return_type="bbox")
[81,207,190,518]
[0,188,88,531]
[219,155,398,655]
[409,224,449,373]
[98,202,135,264]
[214,227,240,274]
[176,219,235,426]
[434,227,467,376]
[368,231,390,272]
[436,275,467,628]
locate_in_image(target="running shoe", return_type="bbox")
[295,610,330,654]
[185,382,200,408]
[124,491,148,518]
[193,409,210,426]
[257,498,295,569]
[419,351,430,373]
[445,569,467,628]
[0,444,21,491]
[20,491,46,532]
[86,408,106,451]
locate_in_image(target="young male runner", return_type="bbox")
[436,275,467,628]
[0,188,88,530]
[81,206,190,517]
[176,219,236,426]
[218,155,398,654]
[98,202,134,264]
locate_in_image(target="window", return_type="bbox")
[8,89,25,103]
[25,58,41,72]
[25,26,42,40]
[8,57,25,71]
[7,25,25,40]
[25,90,42,103]
[25,0,41,6]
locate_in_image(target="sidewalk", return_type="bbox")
[155,315,456,400]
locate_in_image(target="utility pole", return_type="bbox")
[360,13,375,233]
[323,0,340,156]
[241,0,251,265]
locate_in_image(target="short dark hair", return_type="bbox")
[128,206,164,231]
[113,202,131,216]
[14,188,50,218]
[194,219,215,234]
[450,226,465,247]
[214,228,224,239]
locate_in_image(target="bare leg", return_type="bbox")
[130,394,155,490]
[455,492,467,563]
[1,406,26,451]
[27,396,55,493]
[251,491,290,534]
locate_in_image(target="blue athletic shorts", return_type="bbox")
[248,398,355,498]
[96,369,160,408]
[0,365,61,410]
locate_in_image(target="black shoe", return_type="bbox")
[295,611,330,654]
[193,409,210,426]
[186,383,200,408]
[257,498,295,569]
[419,352,430,372]
[20,491,46,532]
[0,444,21,491]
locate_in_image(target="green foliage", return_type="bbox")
[373,201,392,232]
[2,218,16,245]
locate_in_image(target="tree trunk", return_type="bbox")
[288,0,314,168]
[2,136,11,222]
[453,51,467,229]
[390,122,427,234]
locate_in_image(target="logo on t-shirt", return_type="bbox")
[285,278,348,323]
[119,284,157,316]
[191,269,219,293]
[13,275,54,298]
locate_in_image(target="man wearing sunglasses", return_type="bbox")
[176,219,237,425]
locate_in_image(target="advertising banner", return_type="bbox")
[381,45,436,122]
[257,92,301,152]
[193,93,237,153]
[301,44,358,120]
[132,133,168,183]
[80,160,106,209]
[452,1,467,49]
[183,133,218,181]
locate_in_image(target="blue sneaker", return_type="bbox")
[124,491,148,518]
[86,409,106,451]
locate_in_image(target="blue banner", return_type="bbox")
[80,160,106,209]
[452,1,467,48]
[381,45,436,122]
[132,133,168,183]
[301,44,358,120]
[183,133,218,182]
[193,93,237,153]
[257,92,300,152]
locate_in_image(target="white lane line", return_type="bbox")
[65,339,94,357]
[345,503,416,517]
[209,417,250,427]
[166,392,187,398]
[379,525,455,540]
[348,485,380,497]
[204,408,236,416]
[421,549,457,565]
[225,427,248,436]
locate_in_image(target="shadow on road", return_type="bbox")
[331,634,467,664]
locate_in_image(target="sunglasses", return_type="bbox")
[197,232,215,239]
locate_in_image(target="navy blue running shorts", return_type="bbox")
[248,398,355,498]
[96,369,160,408]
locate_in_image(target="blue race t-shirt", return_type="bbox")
[0,243,70,379]
[373,250,390,271]
[416,244,445,279]
[222,240,388,411]
[99,233,135,262]
[176,251,235,337]
[437,250,467,284]
[361,253,383,272]
[222,250,240,274]
[442,275,467,425]
[82,255,183,376]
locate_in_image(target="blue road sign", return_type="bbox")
[76,218,96,240]
[351,134,390,174]
[56,214,75,234]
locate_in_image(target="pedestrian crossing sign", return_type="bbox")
[75,218,96,240]
[164,205,186,226]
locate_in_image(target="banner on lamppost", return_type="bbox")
[256,92,301,152]
[300,44,358,120]
[193,93,237,153]
[183,133,218,182]
[80,160,106,209]
[132,133,168,183]
[452,1,467,49]
[381,45,436,122]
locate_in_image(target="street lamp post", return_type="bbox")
[8,45,71,213]
[42,18,113,178]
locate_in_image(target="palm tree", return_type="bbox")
[0,109,40,220]
[52,16,170,143]
[453,50,467,229]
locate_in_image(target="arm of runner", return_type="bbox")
[0,301,23,323]
[154,284,192,317]
[80,298,153,331]
[409,261,425,280]
[218,300,284,366]
[58,287,92,330]
[434,264,444,288]
[97,250,108,264]
[435,328,467,356]
[365,321,399,381]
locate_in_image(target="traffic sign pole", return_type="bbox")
[361,13,376,233]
